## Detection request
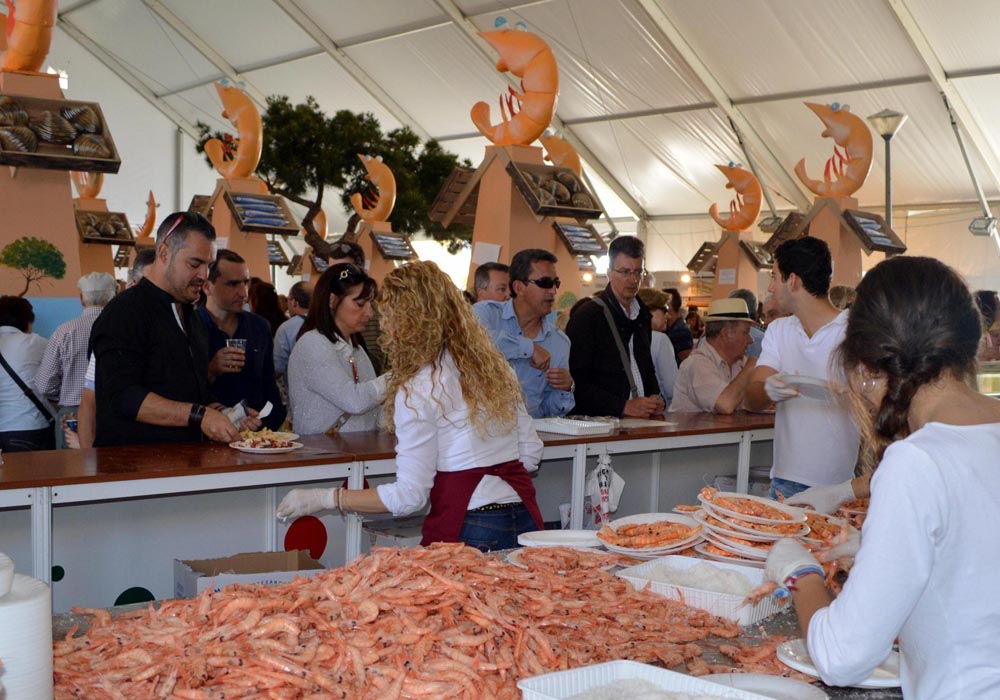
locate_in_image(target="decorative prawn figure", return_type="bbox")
[204,81,262,180]
[794,101,873,198]
[69,171,103,200]
[135,191,157,243]
[540,133,582,177]
[471,29,558,146]
[708,163,762,231]
[350,154,396,223]
[1,0,57,73]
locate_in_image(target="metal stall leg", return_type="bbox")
[736,431,752,494]
[570,445,587,530]
[31,486,53,584]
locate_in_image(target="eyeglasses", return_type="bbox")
[611,267,647,279]
[526,277,561,290]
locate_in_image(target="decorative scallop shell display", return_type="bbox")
[32,110,77,144]
[0,96,29,127]
[556,170,581,193]
[61,105,101,134]
[73,134,112,159]
[571,192,595,209]
[0,126,39,153]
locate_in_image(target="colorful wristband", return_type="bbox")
[783,565,825,592]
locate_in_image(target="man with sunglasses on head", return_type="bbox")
[474,249,574,418]
[90,212,261,446]
[567,236,664,418]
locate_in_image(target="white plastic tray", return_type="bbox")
[517,530,602,548]
[532,417,614,436]
[616,555,782,625]
[518,660,772,700]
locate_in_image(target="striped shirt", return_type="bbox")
[35,305,103,407]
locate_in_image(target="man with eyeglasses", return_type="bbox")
[90,212,261,446]
[474,249,574,418]
[566,236,664,418]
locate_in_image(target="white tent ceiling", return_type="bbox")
[24,0,1000,287]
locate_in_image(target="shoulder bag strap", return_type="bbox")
[0,348,56,424]
[592,298,638,399]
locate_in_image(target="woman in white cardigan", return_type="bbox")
[287,264,386,434]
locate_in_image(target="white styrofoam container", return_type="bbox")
[616,555,781,626]
[517,660,772,700]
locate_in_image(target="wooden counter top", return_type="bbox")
[0,412,773,491]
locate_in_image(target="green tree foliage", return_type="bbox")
[0,236,67,297]
[196,96,472,257]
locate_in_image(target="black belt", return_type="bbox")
[469,501,523,513]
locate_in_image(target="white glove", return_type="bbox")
[276,489,336,519]
[765,537,821,586]
[818,526,861,564]
[764,372,799,402]
[786,480,856,514]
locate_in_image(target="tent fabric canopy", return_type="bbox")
[28,0,1000,286]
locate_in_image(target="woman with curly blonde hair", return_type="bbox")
[278,261,544,550]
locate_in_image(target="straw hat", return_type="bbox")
[703,298,752,322]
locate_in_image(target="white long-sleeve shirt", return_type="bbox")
[377,351,543,517]
[807,421,1000,699]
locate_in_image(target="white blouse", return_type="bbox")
[377,351,543,516]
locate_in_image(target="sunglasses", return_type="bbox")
[525,276,561,290]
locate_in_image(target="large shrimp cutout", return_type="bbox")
[70,171,103,200]
[350,154,396,223]
[204,81,262,180]
[794,102,873,198]
[471,29,558,146]
[709,164,762,231]
[540,133,581,177]
[135,191,157,243]
[1,0,57,73]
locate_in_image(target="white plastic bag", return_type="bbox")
[586,453,624,526]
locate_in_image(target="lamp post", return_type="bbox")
[866,109,908,230]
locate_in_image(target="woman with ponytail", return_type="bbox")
[764,256,1000,698]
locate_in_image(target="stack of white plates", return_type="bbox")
[597,513,704,560]
[517,530,603,549]
[691,492,809,565]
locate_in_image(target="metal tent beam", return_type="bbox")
[635,0,811,212]
[886,0,1000,192]
[143,0,269,107]
[431,0,648,220]
[56,17,201,140]
[273,0,430,140]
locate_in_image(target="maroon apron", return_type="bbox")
[420,459,544,546]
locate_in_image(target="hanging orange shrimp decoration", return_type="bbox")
[1,0,57,73]
[135,191,157,243]
[708,163,762,232]
[540,133,582,177]
[471,28,558,146]
[794,102,873,198]
[350,154,396,223]
[204,81,262,180]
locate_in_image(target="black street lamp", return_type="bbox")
[866,109,908,230]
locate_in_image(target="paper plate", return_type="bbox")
[516,530,602,548]
[699,491,807,526]
[777,639,901,689]
[784,374,832,401]
[505,548,616,571]
[229,441,303,454]
[694,542,766,568]
[703,672,829,700]
[598,513,701,554]
[694,510,799,543]
[702,533,770,560]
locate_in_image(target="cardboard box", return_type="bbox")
[174,550,324,598]
[363,516,425,549]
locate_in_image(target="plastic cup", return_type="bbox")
[225,338,247,352]
[66,419,78,433]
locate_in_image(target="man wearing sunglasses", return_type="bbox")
[90,212,260,446]
[566,236,664,418]
[474,249,574,418]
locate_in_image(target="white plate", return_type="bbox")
[505,548,616,571]
[602,534,704,559]
[703,533,770,560]
[694,542,765,568]
[784,374,832,401]
[599,513,701,552]
[703,672,829,700]
[229,441,303,454]
[777,639,901,689]
[695,510,794,543]
[699,491,807,526]
[517,529,603,548]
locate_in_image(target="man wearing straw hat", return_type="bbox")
[668,298,757,414]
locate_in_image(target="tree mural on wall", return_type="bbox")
[196,96,472,258]
[0,236,67,297]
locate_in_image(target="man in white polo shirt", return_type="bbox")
[745,237,860,499]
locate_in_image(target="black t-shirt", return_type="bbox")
[90,278,213,446]
[666,317,694,366]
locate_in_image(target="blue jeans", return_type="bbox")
[459,504,538,552]
[769,477,809,501]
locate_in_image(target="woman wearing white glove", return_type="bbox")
[764,256,1000,699]
[278,261,545,550]
[785,474,870,514]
